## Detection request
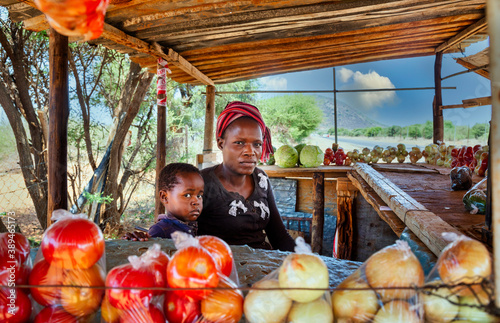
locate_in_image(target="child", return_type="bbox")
[123,163,204,240]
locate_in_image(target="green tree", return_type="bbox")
[423,121,433,139]
[365,126,382,137]
[259,95,323,144]
[386,125,402,137]
[471,123,487,139]
[408,125,422,139]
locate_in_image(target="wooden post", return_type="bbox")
[204,85,216,153]
[487,0,500,307]
[433,52,444,143]
[311,172,324,254]
[155,60,168,220]
[335,178,357,259]
[47,28,69,226]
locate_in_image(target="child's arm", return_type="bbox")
[121,227,150,241]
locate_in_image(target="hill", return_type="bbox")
[313,95,386,130]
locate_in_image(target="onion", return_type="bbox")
[437,238,491,296]
[373,300,420,323]
[365,241,424,302]
[332,269,379,322]
[422,280,459,323]
[457,290,496,322]
[244,280,292,323]
[287,297,333,323]
[278,253,329,303]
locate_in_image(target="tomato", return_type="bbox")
[105,263,157,310]
[0,233,30,266]
[60,264,105,316]
[198,235,233,277]
[164,291,201,323]
[201,274,243,323]
[101,294,122,323]
[0,262,31,289]
[0,289,31,323]
[167,245,219,300]
[41,216,104,269]
[29,259,65,306]
[150,251,169,294]
[34,306,78,323]
[120,304,165,323]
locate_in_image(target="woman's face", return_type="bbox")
[217,117,263,175]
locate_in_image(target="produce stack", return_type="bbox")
[30,210,106,322]
[0,232,32,322]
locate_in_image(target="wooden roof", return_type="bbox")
[1,0,487,86]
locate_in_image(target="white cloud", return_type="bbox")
[339,70,396,110]
[260,76,288,90]
[338,67,354,82]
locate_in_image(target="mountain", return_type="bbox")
[312,95,386,130]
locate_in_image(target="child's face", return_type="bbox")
[160,172,204,222]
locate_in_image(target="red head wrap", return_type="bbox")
[216,101,273,162]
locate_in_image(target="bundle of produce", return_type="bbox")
[324,148,334,165]
[381,146,397,163]
[0,232,32,323]
[463,177,487,215]
[346,149,360,164]
[423,234,495,322]
[450,166,473,191]
[371,145,383,164]
[275,145,299,168]
[163,231,241,323]
[298,145,323,168]
[409,146,423,164]
[34,0,109,40]
[244,237,332,323]
[332,240,424,322]
[30,209,106,322]
[396,143,409,163]
[450,145,479,171]
[422,144,440,165]
[104,243,169,322]
[473,146,489,177]
[325,147,347,166]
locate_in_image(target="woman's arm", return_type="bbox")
[265,185,296,252]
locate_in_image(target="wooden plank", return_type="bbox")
[354,163,462,256]
[372,164,440,174]
[47,28,69,225]
[347,172,406,237]
[261,165,351,179]
[441,96,492,109]
[455,57,490,79]
[155,60,167,220]
[311,172,324,254]
[436,16,487,52]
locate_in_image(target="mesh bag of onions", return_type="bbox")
[332,240,425,322]
[30,209,106,321]
[244,237,333,323]
[422,233,497,323]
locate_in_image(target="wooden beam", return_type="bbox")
[435,17,487,53]
[433,52,444,144]
[441,96,492,109]
[203,85,215,153]
[47,28,69,225]
[101,24,214,85]
[23,16,214,86]
[354,163,462,256]
[155,60,167,220]
[455,58,490,79]
[311,172,324,254]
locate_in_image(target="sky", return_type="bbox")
[258,40,491,128]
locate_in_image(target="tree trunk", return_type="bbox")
[101,62,154,232]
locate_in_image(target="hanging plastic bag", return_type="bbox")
[104,243,169,322]
[244,237,333,323]
[30,209,106,321]
[332,240,424,322]
[0,231,33,323]
[34,0,109,40]
[422,233,496,322]
[463,177,487,214]
[450,166,473,191]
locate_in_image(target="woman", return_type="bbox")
[198,101,295,251]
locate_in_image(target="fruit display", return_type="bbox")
[31,209,105,320]
[463,177,487,214]
[244,237,332,323]
[0,232,32,323]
